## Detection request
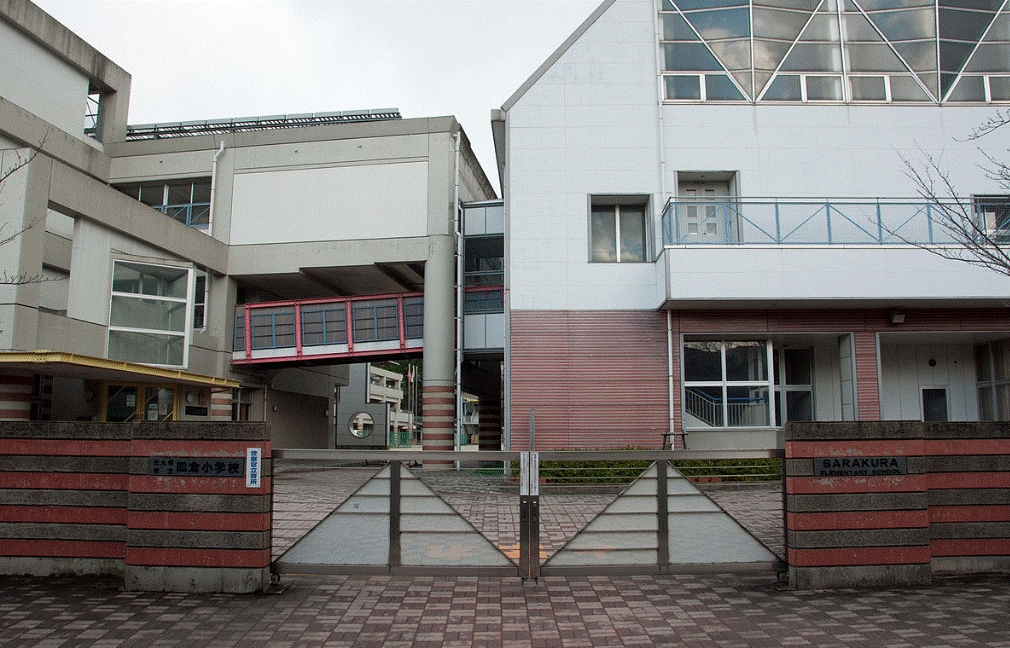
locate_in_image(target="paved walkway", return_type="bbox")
[2,463,1009,647]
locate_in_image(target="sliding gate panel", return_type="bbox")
[542,461,779,575]
[275,461,516,575]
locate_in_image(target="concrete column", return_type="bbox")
[422,234,456,462]
[210,388,233,421]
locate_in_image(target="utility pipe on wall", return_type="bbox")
[667,309,675,449]
[209,141,226,236]
[453,130,462,469]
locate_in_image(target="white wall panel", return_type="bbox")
[0,21,90,140]
[880,342,977,421]
[230,162,428,245]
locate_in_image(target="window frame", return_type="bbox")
[682,338,776,430]
[107,258,194,369]
[589,196,651,264]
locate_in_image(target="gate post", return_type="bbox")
[389,460,401,569]
[657,459,669,571]
[519,451,540,581]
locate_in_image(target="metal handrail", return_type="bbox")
[661,198,969,246]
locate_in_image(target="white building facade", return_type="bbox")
[497,0,1010,450]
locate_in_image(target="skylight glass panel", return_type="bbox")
[664,13,702,40]
[946,74,987,98]
[682,7,752,39]
[663,42,725,70]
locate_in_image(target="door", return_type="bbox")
[922,388,948,422]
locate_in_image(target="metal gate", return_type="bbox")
[272,449,784,578]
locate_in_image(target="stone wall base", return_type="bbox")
[790,564,932,590]
[125,565,270,594]
[932,556,1010,576]
[0,557,124,578]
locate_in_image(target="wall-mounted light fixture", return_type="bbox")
[890,310,906,325]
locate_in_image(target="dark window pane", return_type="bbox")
[591,206,617,261]
[706,74,746,99]
[784,348,813,385]
[726,341,767,381]
[663,12,700,40]
[666,74,703,100]
[663,42,724,71]
[786,390,814,421]
[139,184,164,207]
[806,75,843,100]
[991,76,1010,101]
[683,8,751,39]
[685,341,723,381]
[780,43,843,71]
[620,206,646,262]
[763,74,803,99]
[850,75,889,100]
[167,182,192,205]
[946,74,986,100]
[684,386,724,427]
[192,181,211,203]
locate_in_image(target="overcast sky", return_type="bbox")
[33,0,602,195]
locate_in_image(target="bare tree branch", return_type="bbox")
[890,116,1010,278]
[1,138,53,286]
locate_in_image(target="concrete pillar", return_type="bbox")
[421,234,456,462]
[210,388,233,421]
[0,375,32,420]
[853,331,881,421]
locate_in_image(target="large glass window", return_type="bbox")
[115,178,212,230]
[590,200,648,263]
[976,340,1010,420]
[683,340,774,428]
[108,261,192,368]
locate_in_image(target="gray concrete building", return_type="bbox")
[0,0,500,452]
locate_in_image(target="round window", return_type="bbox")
[349,412,374,438]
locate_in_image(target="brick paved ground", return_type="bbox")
[4,464,1007,647]
[2,571,1009,647]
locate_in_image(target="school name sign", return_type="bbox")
[813,456,908,477]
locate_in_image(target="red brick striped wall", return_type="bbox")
[785,421,1010,588]
[0,422,271,593]
[511,307,1010,449]
[853,332,881,421]
[510,311,669,450]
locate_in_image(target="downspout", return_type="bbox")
[667,309,675,449]
[453,130,463,469]
[209,141,226,235]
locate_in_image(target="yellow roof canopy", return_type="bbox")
[0,351,240,388]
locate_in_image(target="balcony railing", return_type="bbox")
[661,198,977,246]
[156,202,211,230]
[233,292,424,364]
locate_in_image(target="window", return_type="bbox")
[774,348,814,425]
[104,384,177,422]
[115,178,212,230]
[974,195,1010,242]
[108,260,192,368]
[193,270,207,330]
[976,340,1010,420]
[590,199,648,263]
[463,235,504,314]
[85,88,105,142]
[683,340,774,428]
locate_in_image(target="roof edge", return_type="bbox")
[0,351,240,388]
[501,0,618,112]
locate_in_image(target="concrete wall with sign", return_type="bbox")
[0,421,272,593]
[784,421,1010,589]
